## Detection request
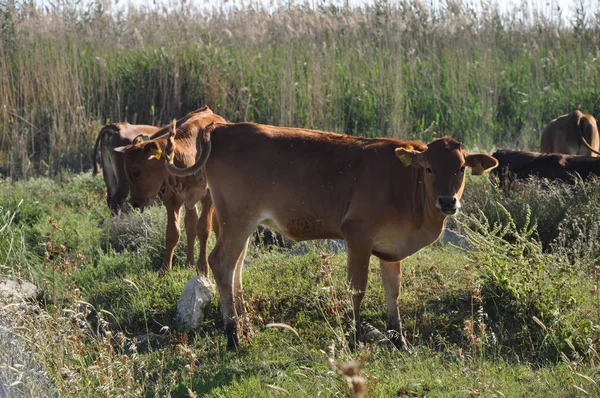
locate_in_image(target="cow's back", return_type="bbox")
[205,123,424,241]
[492,149,570,185]
[564,156,600,180]
[540,111,600,156]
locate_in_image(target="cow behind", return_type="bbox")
[540,110,600,156]
[92,123,160,215]
[164,122,498,350]
[114,106,227,275]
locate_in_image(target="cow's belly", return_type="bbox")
[372,225,444,262]
[260,211,343,242]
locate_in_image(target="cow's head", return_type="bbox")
[395,137,498,216]
[114,139,167,211]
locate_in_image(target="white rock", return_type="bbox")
[176,275,215,330]
[437,229,473,251]
[0,278,41,304]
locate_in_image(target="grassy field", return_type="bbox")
[2,0,600,396]
[2,171,600,396]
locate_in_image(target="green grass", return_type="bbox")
[2,172,600,396]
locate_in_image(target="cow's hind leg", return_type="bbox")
[163,191,184,271]
[233,239,251,335]
[183,204,199,269]
[208,221,255,350]
[196,193,215,276]
[102,151,120,215]
[379,259,410,353]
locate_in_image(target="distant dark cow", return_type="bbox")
[540,110,600,156]
[492,149,600,187]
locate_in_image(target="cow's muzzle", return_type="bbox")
[132,198,150,213]
[436,196,461,216]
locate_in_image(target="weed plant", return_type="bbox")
[462,175,600,264]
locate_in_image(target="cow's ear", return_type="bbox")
[114,145,130,153]
[395,147,424,167]
[464,153,498,176]
[145,142,163,160]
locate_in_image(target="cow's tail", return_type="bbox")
[579,135,600,156]
[574,111,600,156]
[92,126,113,176]
[164,122,217,177]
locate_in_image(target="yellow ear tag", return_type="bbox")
[405,144,414,150]
[148,146,162,160]
[471,163,485,176]
[398,154,412,166]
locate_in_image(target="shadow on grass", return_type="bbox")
[405,290,473,349]
[171,353,314,397]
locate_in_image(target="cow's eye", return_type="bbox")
[133,171,141,178]
[460,165,466,173]
[426,167,433,175]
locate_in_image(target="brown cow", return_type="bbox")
[540,110,600,156]
[92,123,160,215]
[164,122,498,350]
[492,149,600,187]
[114,106,227,275]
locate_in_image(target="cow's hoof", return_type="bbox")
[387,330,412,355]
[196,262,209,277]
[346,331,366,352]
[226,334,240,351]
[225,325,240,351]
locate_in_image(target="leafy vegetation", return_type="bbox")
[1,169,600,396]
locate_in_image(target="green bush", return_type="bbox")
[462,176,600,264]
[460,200,599,362]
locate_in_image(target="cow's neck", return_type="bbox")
[171,136,198,168]
[404,168,446,224]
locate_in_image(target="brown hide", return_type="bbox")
[540,110,600,156]
[492,149,600,187]
[115,106,227,275]
[165,122,498,350]
[92,123,160,215]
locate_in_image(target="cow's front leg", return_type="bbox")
[379,259,410,353]
[342,220,373,350]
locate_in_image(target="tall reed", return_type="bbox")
[1,0,599,177]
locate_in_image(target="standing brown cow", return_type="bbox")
[114,107,226,275]
[540,110,600,156]
[164,122,498,350]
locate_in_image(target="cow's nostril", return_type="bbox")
[438,197,457,208]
